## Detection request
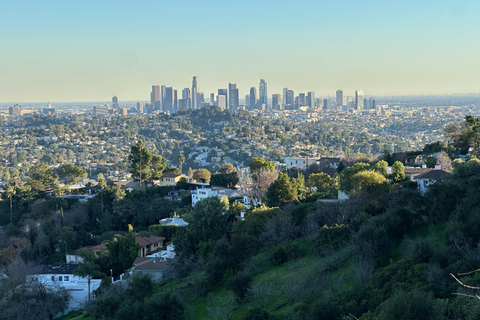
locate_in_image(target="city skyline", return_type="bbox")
[1,0,480,102]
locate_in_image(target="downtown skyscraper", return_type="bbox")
[355,90,364,111]
[151,85,161,111]
[259,79,267,106]
[336,90,344,107]
[192,76,198,109]
[228,83,239,109]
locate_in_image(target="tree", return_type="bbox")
[57,163,87,184]
[193,168,211,183]
[211,163,239,188]
[73,261,104,302]
[391,161,406,182]
[4,184,16,224]
[150,154,167,179]
[350,170,387,192]
[425,156,436,168]
[373,160,388,176]
[308,172,331,191]
[437,151,452,172]
[338,162,371,192]
[27,163,59,192]
[104,232,140,276]
[129,140,153,186]
[265,172,297,207]
[177,154,185,173]
[163,166,181,175]
[97,172,107,189]
[249,157,275,181]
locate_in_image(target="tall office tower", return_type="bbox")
[182,88,191,109]
[164,87,174,113]
[323,98,329,110]
[286,90,294,106]
[151,85,161,111]
[245,94,250,108]
[250,87,257,110]
[370,98,376,110]
[283,88,288,105]
[363,98,369,110]
[355,90,364,111]
[228,83,239,109]
[298,93,306,106]
[161,85,166,110]
[272,94,281,110]
[137,102,143,114]
[218,95,226,110]
[259,79,267,106]
[112,96,119,110]
[178,99,189,109]
[182,88,191,100]
[197,92,204,107]
[307,92,315,108]
[218,89,228,108]
[174,90,178,111]
[210,93,217,105]
[336,90,344,107]
[192,76,198,109]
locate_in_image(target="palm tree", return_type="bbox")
[5,184,15,224]
[73,261,104,302]
[177,154,185,174]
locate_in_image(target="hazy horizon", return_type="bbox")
[2,0,480,102]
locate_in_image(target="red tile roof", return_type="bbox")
[135,236,165,247]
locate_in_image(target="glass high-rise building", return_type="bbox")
[151,85,161,111]
[307,92,315,108]
[336,90,344,107]
[192,76,198,109]
[272,94,281,110]
[228,83,239,109]
[259,79,267,106]
[355,90,364,111]
[250,87,257,110]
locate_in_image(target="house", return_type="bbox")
[285,157,321,170]
[191,186,240,207]
[158,173,187,187]
[66,236,166,263]
[136,236,166,257]
[129,257,170,282]
[404,167,431,181]
[414,167,452,195]
[27,264,102,310]
[235,195,261,210]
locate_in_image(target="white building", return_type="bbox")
[191,187,240,207]
[285,157,321,170]
[27,264,102,310]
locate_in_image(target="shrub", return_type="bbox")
[227,271,252,303]
[270,241,303,265]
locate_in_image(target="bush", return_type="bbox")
[270,241,303,265]
[376,289,436,320]
[241,307,276,320]
[312,224,350,256]
[227,271,252,303]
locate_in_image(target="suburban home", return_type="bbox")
[129,257,170,282]
[404,167,431,181]
[159,214,189,226]
[414,167,452,195]
[191,186,240,207]
[285,157,321,170]
[66,236,166,263]
[158,173,188,187]
[27,264,102,310]
[136,236,166,257]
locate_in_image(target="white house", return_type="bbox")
[414,167,451,195]
[27,264,102,310]
[285,157,321,170]
[191,187,240,207]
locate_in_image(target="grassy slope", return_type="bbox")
[59,221,445,320]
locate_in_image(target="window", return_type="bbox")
[59,276,63,281]
[64,276,69,281]
[51,276,55,281]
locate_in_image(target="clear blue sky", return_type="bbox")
[1,0,479,102]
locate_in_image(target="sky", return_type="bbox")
[1,0,480,102]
